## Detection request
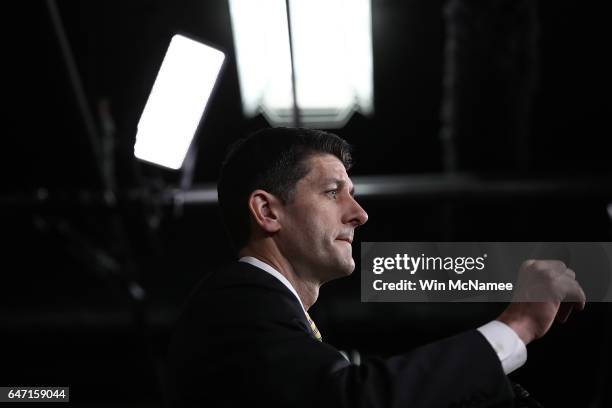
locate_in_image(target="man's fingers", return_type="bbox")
[555,299,585,323]
[556,303,573,323]
[555,278,586,323]
[572,281,586,311]
[561,274,586,308]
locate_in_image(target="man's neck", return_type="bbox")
[239,241,320,310]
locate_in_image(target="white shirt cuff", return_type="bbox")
[477,320,527,374]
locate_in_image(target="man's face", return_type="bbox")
[276,154,368,283]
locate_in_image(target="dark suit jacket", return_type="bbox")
[165,261,514,407]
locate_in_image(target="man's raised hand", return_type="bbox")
[497,260,586,344]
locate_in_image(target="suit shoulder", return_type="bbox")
[188,262,302,310]
[173,262,309,338]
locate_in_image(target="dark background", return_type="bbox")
[3,0,612,406]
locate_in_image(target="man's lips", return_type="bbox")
[336,237,353,244]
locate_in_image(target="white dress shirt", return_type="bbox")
[239,256,527,374]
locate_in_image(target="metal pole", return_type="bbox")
[285,0,301,127]
[45,0,111,192]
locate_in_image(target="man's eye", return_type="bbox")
[327,190,338,199]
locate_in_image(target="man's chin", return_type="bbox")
[347,258,356,273]
[320,258,355,284]
[336,257,356,277]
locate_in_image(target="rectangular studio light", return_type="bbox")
[228,0,373,128]
[134,34,225,169]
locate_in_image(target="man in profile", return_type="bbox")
[165,127,585,407]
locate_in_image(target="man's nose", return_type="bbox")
[344,196,368,227]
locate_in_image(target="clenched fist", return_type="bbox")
[497,260,586,344]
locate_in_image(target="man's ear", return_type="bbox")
[247,189,283,234]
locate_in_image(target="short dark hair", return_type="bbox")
[218,127,353,251]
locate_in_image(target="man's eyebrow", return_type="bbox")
[320,178,356,196]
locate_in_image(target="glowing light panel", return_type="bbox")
[134,34,224,169]
[229,0,373,128]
